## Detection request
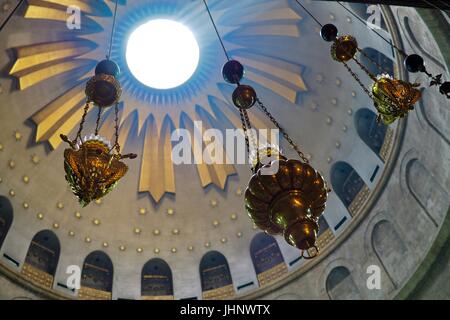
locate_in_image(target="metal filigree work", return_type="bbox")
[63,136,128,207]
[245,157,329,259]
[10,0,309,202]
[372,75,421,124]
[330,35,358,63]
[322,24,422,125]
[61,57,136,206]
[85,73,122,108]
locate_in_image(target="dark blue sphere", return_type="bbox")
[95,59,120,77]
[222,60,244,84]
[321,24,338,42]
[404,54,425,73]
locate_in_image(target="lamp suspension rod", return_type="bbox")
[420,0,450,11]
[107,0,119,60]
[201,0,230,61]
[437,0,450,9]
[0,0,25,33]
[294,0,323,28]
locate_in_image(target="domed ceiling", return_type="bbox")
[0,0,411,299]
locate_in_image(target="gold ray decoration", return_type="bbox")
[10,41,94,76]
[116,111,138,152]
[25,3,74,22]
[241,7,301,22]
[10,59,89,90]
[246,70,299,103]
[27,0,97,14]
[139,115,176,202]
[236,25,300,37]
[180,112,236,189]
[196,107,237,188]
[233,55,307,103]
[31,82,90,148]
[10,0,311,203]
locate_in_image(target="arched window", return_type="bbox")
[250,233,287,286]
[355,108,388,160]
[331,162,367,216]
[199,251,234,300]
[0,196,13,249]
[21,230,60,289]
[360,47,394,76]
[318,216,330,236]
[372,220,408,288]
[326,266,362,300]
[141,258,173,300]
[79,251,113,300]
[406,159,448,226]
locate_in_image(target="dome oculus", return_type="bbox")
[126,19,200,90]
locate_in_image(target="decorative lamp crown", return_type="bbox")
[372,74,421,124]
[63,135,129,207]
[322,24,422,124]
[86,59,122,108]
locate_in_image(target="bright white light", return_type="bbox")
[126,19,200,90]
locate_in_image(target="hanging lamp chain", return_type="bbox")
[419,0,450,11]
[256,98,309,163]
[73,101,91,145]
[294,0,323,28]
[239,108,251,156]
[94,107,103,135]
[243,109,259,162]
[335,1,408,58]
[351,56,378,82]
[113,102,121,155]
[0,0,25,32]
[342,62,373,98]
[107,0,119,60]
[201,0,230,61]
[357,48,393,75]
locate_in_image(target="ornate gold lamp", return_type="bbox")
[371,74,421,124]
[321,23,422,124]
[60,60,136,207]
[222,60,330,259]
[244,146,329,258]
[60,0,136,206]
[201,0,330,258]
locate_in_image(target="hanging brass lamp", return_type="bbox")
[321,24,422,125]
[60,60,136,207]
[202,0,329,258]
[244,146,329,258]
[60,0,136,206]
[372,74,421,124]
[223,61,330,259]
[86,59,122,108]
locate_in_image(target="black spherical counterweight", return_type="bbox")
[404,54,425,73]
[222,60,245,84]
[321,24,338,42]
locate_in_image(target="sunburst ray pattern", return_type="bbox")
[7,0,309,203]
